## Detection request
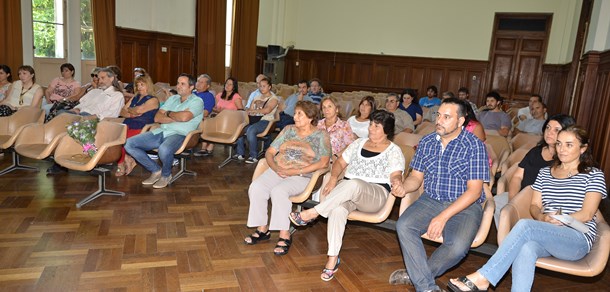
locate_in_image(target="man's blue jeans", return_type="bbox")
[479,219,589,291]
[236,120,269,158]
[125,132,185,177]
[396,194,482,291]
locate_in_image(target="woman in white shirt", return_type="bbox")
[347,95,376,139]
[290,110,405,282]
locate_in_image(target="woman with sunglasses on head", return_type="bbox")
[0,65,43,116]
[45,67,102,122]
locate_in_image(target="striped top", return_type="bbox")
[532,167,607,250]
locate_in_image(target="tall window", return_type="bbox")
[32,0,65,58]
[225,0,234,67]
[80,0,95,60]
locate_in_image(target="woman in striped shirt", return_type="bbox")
[448,125,607,292]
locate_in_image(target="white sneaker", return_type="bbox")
[148,154,158,160]
[245,157,258,164]
[172,159,179,166]
[233,155,245,161]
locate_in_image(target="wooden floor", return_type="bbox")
[0,149,609,292]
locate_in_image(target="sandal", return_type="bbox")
[124,155,137,176]
[320,257,341,281]
[114,163,126,177]
[289,212,314,226]
[273,237,292,256]
[447,276,488,292]
[244,230,271,245]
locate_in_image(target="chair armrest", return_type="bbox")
[174,128,203,154]
[140,123,160,133]
[398,186,423,216]
[14,123,45,146]
[497,187,533,244]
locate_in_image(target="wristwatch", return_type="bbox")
[165,111,172,117]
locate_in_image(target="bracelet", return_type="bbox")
[299,169,303,177]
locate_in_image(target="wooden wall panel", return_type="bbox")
[116,28,194,84]
[540,63,570,115]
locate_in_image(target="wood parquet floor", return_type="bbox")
[0,148,609,291]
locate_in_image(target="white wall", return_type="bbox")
[116,0,196,37]
[257,0,582,64]
[585,0,610,52]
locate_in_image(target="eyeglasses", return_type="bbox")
[386,100,397,103]
[90,74,98,78]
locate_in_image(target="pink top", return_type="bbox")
[317,118,355,156]
[215,92,243,111]
[48,77,81,102]
[466,120,492,167]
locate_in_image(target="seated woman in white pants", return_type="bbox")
[289,110,405,281]
[244,101,331,256]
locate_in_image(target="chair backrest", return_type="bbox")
[204,110,248,136]
[511,132,540,151]
[394,132,423,147]
[496,163,519,195]
[485,134,511,162]
[499,147,529,174]
[415,121,435,135]
[0,106,45,149]
[43,113,82,144]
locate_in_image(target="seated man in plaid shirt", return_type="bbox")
[389,98,490,292]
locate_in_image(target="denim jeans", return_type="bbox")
[124,132,185,177]
[276,112,294,130]
[236,120,269,158]
[396,194,483,292]
[478,219,589,291]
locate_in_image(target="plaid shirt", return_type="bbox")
[411,130,489,203]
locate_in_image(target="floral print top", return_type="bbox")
[317,118,355,156]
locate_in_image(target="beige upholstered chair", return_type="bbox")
[495,163,519,195]
[255,114,280,158]
[497,188,610,277]
[14,113,82,166]
[510,132,540,152]
[54,121,127,208]
[498,147,529,175]
[251,159,329,206]
[0,106,45,175]
[398,184,496,248]
[140,121,203,185]
[200,110,249,168]
[394,132,423,148]
[485,133,511,166]
[415,121,435,135]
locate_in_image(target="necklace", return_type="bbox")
[19,83,34,105]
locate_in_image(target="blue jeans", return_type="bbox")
[236,120,269,158]
[396,194,483,292]
[276,112,294,130]
[124,132,185,177]
[479,219,589,291]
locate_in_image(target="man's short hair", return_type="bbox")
[198,74,212,85]
[531,94,543,102]
[426,85,438,95]
[441,97,467,118]
[485,91,503,103]
[297,79,309,87]
[310,78,322,86]
[458,87,469,94]
[179,73,196,87]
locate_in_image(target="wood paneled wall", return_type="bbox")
[572,50,610,183]
[256,47,489,105]
[257,47,581,112]
[116,27,195,84]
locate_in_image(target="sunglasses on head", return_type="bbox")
[90,73,98,78]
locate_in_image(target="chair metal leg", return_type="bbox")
[76,168,125,208]
[0,150,38,176]
[218,146,236,169]
[169,156,196,185]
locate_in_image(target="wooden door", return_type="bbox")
[487,14,552,104]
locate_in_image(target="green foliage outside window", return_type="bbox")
[80,0,95,60]
[32,0,61,58]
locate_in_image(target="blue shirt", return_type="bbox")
[399,102,423,123]
[245,89,261,108]
[419,97,441,108]
[283,93,314,117]
[410,130,489,203]
[194,90,215,115]
[309,91,326,104]
[152,94,203,137]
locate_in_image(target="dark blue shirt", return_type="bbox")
[194,90,215,116]
[399,102,423,123]
[123,94,158,129]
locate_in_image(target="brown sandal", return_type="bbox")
[115,163,126,176]
[124,155,137,176]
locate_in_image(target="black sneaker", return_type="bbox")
[46,163,68,175]
[194,150,211,157]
